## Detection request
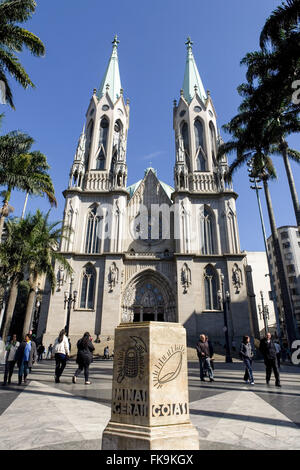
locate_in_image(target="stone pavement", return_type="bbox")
[0,358,300,450]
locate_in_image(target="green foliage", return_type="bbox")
[0,0,45,108]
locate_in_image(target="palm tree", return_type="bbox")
[260,0,300,49]
[0,130,56,240]
[218,109,300,347]
[0,216,32,341]
[0,0,45,109]
[20,151,57,219]
[22,210,72,337]
[0,211,72,341]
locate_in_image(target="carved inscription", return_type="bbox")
[153,345,185,389]
[152,402,188,417]
[112,388,148,417]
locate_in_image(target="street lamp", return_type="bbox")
[217,274,233,363]
[64,274,77,337]
[247,159,282,345]
[258,291,270,336]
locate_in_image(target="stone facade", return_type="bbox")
[40,38,255,349]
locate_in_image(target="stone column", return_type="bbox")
[102,321,199,450]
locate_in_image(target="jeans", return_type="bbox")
[265,358,280,384]
[199,356,214,380]
[243,358,254,382]
[55,353,67,379]
[3,361,16,384]
[74,364,90,382]
[18,360,29,383]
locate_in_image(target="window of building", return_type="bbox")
[287,264,295,273]
[84,206,101,254]
[204,265,218,310]
[280,231,289,240]
[80,265,96,309]
[200,207,214,254]
[283,242,290,249]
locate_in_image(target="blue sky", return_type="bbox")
[1,0,299,252]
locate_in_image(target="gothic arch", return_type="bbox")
[121,269,176,323]
[79,263,96,310]
[199,205,217,255]
[203,264,219,311]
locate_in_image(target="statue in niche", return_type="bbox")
[181,263,191,293]
[108,262,119,292]
[232,264,242,293]
[57,266,65,291]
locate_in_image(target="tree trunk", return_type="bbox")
[2,278,19,342]
[21,192,29,220]
[281,139,300,228]
[263,179,299,347]
[22,283,37,337]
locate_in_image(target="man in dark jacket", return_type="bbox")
[15,334,37,385]
[196,334,214,382]
[259,333,281,387]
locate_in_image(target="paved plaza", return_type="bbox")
[1,358,300,450]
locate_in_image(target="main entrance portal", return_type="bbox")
[121,270,176,323]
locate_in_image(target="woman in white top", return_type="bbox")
[52,329,69,383]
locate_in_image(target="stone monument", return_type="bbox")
[102,322,199,450]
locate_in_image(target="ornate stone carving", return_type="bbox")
[181,263,191,294]
[232,263,243,293]
[56,266,66,291]
[108,262,119,292]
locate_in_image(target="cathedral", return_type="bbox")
[41,36,255,348]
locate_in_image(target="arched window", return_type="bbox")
[99,117,109,152]
[181,122,189,155]
[195,119,206,171]
[209,122,217,165]
[84,205,101,253]
[80,265,96,309]
[194,119,204,150]
[200,206,215,254]
[133,282,165,322]
[96,149,105,170]
[204,265,218,310]
[85,119,94,168]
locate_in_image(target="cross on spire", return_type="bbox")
[185,37,193,50]
[112,35,119,49]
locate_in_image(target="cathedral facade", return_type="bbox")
[41,37,254,348]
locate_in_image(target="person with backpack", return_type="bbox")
[72,332,95,385]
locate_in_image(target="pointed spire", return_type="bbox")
[182,37,207,103]
[97,35,122,103]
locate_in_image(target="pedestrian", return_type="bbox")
[52,329,70,383]
[274,341,281,368]
[72,332,95,385]
[239,336,254,385]
[104,345,109,359]
[196,334,214,382]
[205,335,215,371]
[15,334,37,385]
[46,344,53,359]
[259,332,281,387]
[37,343,45,362]
[2,334,20,386]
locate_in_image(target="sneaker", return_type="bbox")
[275,383,281,388]
[85,381,91,385]
[55,376,60,383]
[72,376,76,384]
[250,381,255,385]
[209,378,214,382]
[244,380,249,384]
[200,379,205,382]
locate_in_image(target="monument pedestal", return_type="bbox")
[102,322,199,450]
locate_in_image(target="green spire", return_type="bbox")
[97,35,122,103]
[182,37,207,103]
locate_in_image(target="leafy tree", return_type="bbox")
[0,0,45,108]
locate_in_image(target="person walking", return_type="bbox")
[72,332,95,385]
[104,346,109,360]
[37,343,45,362]
[52,329,70,383]
[2,334,20,385]
[46,344,53,359]
[196,334,214,382]
[15,334,37,385]
[239,336,254,385]
[274,341,281,369]
[259,332,281,387]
